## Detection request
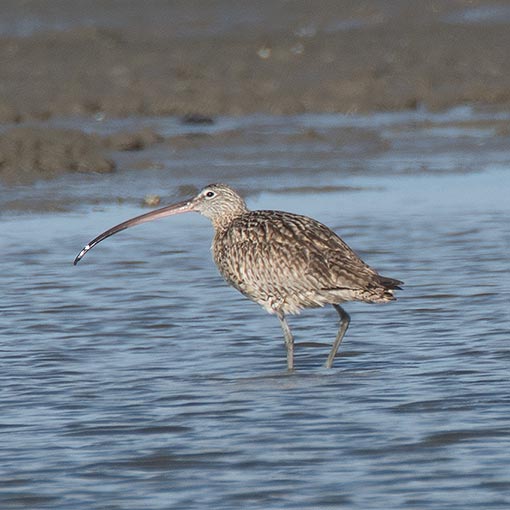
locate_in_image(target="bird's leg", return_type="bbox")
[277,312,295,371]
[325,304,350,368]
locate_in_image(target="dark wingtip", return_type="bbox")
[380,276,404,290]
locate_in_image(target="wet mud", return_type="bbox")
[2,0,510,123]
[2,0,510,186]
[0,127,164,183]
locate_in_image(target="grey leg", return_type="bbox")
[277,312,294,371]
[324,304,350,368]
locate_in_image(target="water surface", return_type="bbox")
[1,109,509,509]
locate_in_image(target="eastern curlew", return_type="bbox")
[74,183,403,370]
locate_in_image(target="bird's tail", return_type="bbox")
[379,275,404,290]
[375,275,404,301]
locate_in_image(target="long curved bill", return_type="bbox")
[74,199,194,265]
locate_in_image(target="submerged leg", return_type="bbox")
[325,304,350,369]
[277,312,295,371]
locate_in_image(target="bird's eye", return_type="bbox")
[205,191,215,199]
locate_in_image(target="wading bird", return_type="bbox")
[74,184,403,370]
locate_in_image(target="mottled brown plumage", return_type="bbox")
[214,210,399,315]
[74,183,403,370]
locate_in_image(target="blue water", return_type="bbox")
[1,111,509,509]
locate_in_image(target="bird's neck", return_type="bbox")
[210,208,248,233]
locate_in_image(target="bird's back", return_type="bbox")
[213,210,401,315]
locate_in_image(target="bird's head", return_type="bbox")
[189,183,248,223]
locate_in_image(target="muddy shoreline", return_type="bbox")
[3,0,510,121]
[2,0,510,184]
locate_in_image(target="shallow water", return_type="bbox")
[1,109,510,509]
